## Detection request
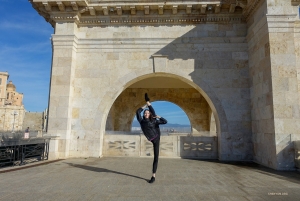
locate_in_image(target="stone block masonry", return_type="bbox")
[30,0,300,170]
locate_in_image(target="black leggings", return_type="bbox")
[152,137,160,173]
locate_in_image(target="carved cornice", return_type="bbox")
[242,0,262,21]
[77,15,244,26]
[30,0,249,26]
[291,0,300,6]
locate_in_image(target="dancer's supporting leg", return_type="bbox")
[149,136,160,183]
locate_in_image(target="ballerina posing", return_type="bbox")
[136,93,167,183]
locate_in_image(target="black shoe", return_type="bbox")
[145,93,150,102]
[148,176,155,183]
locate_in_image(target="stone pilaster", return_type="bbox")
[249,0,300,170]
[266,0,300,170]
[47,22,77,158]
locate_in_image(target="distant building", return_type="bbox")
[0,72,9,105]
[0,72,25,132]
[6,81,24,106]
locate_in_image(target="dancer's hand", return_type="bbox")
[154,115,161,118]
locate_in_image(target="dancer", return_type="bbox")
[136,93,167,183]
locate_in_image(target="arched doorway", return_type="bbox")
[102,74,220,159]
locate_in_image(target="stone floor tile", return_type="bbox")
[0,157,300,201]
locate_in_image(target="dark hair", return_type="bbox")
[143,109,154,121]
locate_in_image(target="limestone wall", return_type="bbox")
[0,105,25,132]
[248,0,300,170]
[266,0,300,170]
[247,1,276,168]
[107,88,210,133]
[47,21,253,161]
[22,112,44,131]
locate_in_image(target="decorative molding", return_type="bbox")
[75,15,244,27]
[42,2,51,12]
[57,2,65,11]
[158,5,164,15]
[88,7,95,15]
[144,6,149,15]
[242,0,262,21]
[30,0,248,27]
[201,4,207,14]
[186,5,192,14]
[215,4,220,13]
[172,5,178,15]
[71,2,78,11]
[102,6,108,15]
[130,6,136,15]
[229,4,236,13]
[292,0,300,6]
[116,6,122,15]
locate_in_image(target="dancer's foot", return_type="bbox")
[145,93,150,102]
[148,176,155,184]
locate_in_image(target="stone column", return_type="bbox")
[249,0,300,170]
[266,0,300,170]
[47,22,77,158]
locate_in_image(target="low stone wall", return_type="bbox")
[103,134,217,159]
[22,112,44,131]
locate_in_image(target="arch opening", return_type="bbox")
[102,74,221,159]
[105,76,217,136]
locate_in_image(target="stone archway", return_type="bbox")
[98,72,228,140]
[106,87,212,135]
[99,73,226,159]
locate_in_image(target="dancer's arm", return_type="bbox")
[146,102,157,117]
[136,104,147,123]
[156,116,167,125]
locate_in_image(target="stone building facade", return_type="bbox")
[0,72,25,131]
[31,0,300,170]
[0,72,9,106]
[6,81,24,106]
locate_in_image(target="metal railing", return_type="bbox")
[0,138,50,168]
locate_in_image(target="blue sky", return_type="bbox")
[0,1,190,125]
[0,0,53,112]
[133,101,190,126]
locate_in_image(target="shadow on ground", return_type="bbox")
[65,162,148,182]
[186,158,300,185]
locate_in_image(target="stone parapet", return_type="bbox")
[103,133,218,159]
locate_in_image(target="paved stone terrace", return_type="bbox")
[0,157,300,201]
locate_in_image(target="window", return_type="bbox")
[0,78,2,85]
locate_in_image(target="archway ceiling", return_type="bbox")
[128,77,193,88]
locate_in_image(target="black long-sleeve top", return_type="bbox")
[136,105,167,141]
